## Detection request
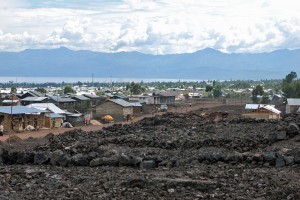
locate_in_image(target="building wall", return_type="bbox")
[96,101,133,122]
[133,107,142,114]
[0,113,45,132]
[286,105,300,114]
[242,113,280,120]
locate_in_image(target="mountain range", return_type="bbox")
[0,47,300,80]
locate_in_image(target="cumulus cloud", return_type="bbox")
[1,0,300,54]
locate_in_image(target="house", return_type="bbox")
[129,95,150,104]
[64,111,84,126]
[82,94,103,106]
[48,96,76,110]
[148,92,176,105]
[21,97,48,106]
[286,99,300,114]
[71,95,91,108]
[44,113,64,128]
[0,106,46,132]
[20,91,45,99]
[243,104,281,119]
[130,102,143,114]
[96,99,133,122]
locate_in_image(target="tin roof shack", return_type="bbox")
[129,95,150,104]
[27,103,66,128]
[20,91,45,99]
[71,95,91,109]
[45,113,64,128]
[0,106,46,132]
[149,93,176,105]
[243,104,281,119]
[83,94,103,107]
[48,96,76,110]
[96,99,133,122]
[21,97,48,106]
[130,102,143,114]
[286,99,300,114]
[65,111,84,127]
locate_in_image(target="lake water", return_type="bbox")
[0,77,203,83]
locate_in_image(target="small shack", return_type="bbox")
[96,99,133,122]
[0,106,46,132]
[45,113,64,128]
[286,99,300,114]
[243,104,281,119]
[130,102,143,114]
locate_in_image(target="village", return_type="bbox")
[0,77,299,136]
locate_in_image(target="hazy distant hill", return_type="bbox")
[0,47,300,80]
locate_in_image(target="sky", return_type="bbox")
[1,0,300,54]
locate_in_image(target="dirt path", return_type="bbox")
[0,101,229,142]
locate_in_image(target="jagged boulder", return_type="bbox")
[50,150,70,167]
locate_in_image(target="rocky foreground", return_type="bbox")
[1,112,300,199]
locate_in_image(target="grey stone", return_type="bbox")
[34,151,50,165]
[275,154,285,168]
[294,150,300,163]
[284,156,295,166]
[263,152,276,165]
[70,154,89,166]
[90,157,118,167]
[16,152,34,164]
[140,160,156,170]
[118,153,132,166]
[50,150,70,167]
[276,131,286,140]
[286,122,299,136]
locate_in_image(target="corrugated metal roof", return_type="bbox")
[28,91,45,97]
[263,105,281,114]
[48,96,76,102]
[45,113,64,118]
[2,100,19,103]
[72,95,90,101]
[110,99,132,107]
[0,106,46,114]
[287,98,300,106]
[21,97,48,101]
[130,102,142,107]
[27,103,66,114]
[83,94,100,99]
[245,104,275,110]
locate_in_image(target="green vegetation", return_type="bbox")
[126,82,146,95]
[10,87,17,94]
[282,71,300,98]
[63,85,76,94]
[35,87,47,93]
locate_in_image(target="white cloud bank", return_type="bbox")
[1,0,300,54]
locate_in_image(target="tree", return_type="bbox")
[35,87,47,94]
[285,71,297,83]
[252,85,264,103]
[64,85,76,94]
[261,95,270,104]
[213,86,222,98]
[10,87,17,94]
[205,85,213,92]
[126,82,145,95]
[282,71,300,98]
